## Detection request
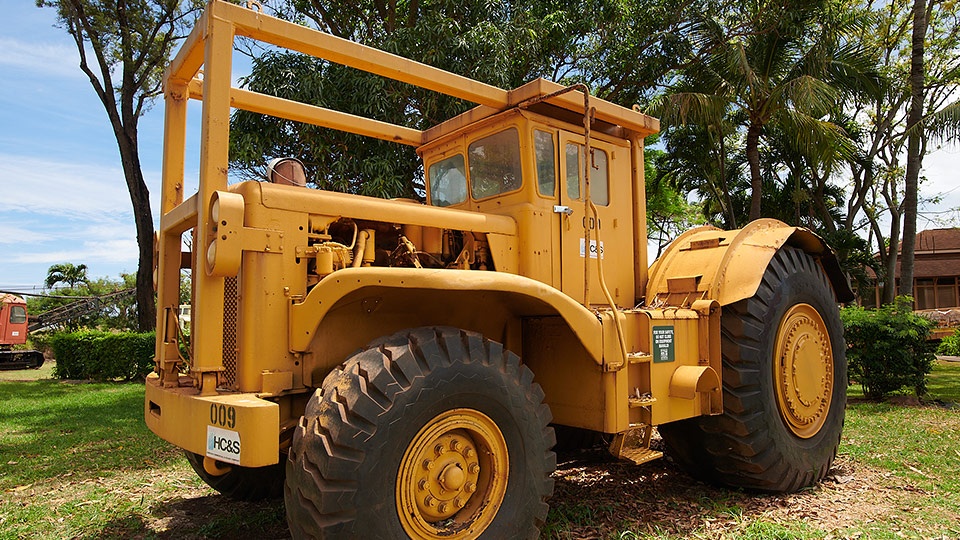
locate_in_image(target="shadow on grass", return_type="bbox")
[95,494,289,540]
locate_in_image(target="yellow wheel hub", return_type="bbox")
[396,409,508,538]
[773,304,834,439]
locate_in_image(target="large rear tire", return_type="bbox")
[659,246,846,492]
[184,451,285,501]
[284,327,556,539]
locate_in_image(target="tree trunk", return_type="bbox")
[882,212,901,304]
[746,122,763,221]
[113,120,156,332]
[899,0,928,300]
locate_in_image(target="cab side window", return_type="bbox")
[534,130,556,196]
[428,154,467,207]
[564,143,609,206]
[590,149,609,206]
[469,128,523,200]
[564,143,580,200]
[10,306,26,324]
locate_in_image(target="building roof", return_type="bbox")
[875,228,960,279]
[915,228,960,252]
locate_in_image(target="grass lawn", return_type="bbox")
[1,360,958,539]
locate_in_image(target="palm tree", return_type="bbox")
[653,0,876,221]
[45,263,90,289]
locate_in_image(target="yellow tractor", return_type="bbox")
[146,1,853,537]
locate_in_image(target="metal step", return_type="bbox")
[628,396,657,408]
[627,352,652,363]
[608,424,663,466]
[618,446,663,466]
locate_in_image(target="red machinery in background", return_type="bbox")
[0,293,44,369]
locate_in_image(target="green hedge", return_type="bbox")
[841,298,937,400]
[50,331,155,381]
[938,328,960,356]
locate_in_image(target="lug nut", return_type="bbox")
[434,443,445,456]
[464,447,475,458]
[451,440,462,451]
[468,463,480,474]
[454,497,465,508]
[418,478,428,490]
[423,459,435,471]
[465,482,477,493]
[424,495,436,507]
[438,502,449,513]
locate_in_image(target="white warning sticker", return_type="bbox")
[579,238,604,259]
[206,425,241,465]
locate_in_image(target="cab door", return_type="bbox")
[557,132,634,307]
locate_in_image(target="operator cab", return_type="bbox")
[419,106,637,308]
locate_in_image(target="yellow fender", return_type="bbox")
[646,218,854,307]
[289,267,604,362]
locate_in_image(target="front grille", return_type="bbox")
[222,276,238,389]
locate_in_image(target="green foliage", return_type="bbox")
[840,297,937,400]
[651,121,748,229]
[651,0,879,224]
[937,328,960,356]
[819,228,881,295]
[28,271,138,331]
[44,262,89,289]
[229,0,628,197]
[645,138,708,255]
[50,330,155,381]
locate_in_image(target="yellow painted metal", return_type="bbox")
[144,373,280,467]
[160,81,187,213]
[608,424,663,465]
[773,304,834,439]
[289,267,602,361]
[253,181,517,237]
[646,218,853,309]
[630,135,649,301]
[147,0,775,479]
[188,7,235,394]
[186,79,424,147]
[669,365,720,400]
[260,370,294,396]
[396,409,508,539]
[556,133,634,307]
[165,8,206,84]
[202,456,231,477]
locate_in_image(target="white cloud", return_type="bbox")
[9,238,139,266]
[0,154,138,221]
[0,37,82,80]
[918,144,960,228]
[0,223,52,244]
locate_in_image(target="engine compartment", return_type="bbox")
[303,217,493,288]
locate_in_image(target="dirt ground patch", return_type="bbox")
[544,442,913,539]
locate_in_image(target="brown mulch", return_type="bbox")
[545,443,898,539]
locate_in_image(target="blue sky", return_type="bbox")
[0,2,186,293]
[1,2,958,293]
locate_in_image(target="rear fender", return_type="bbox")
[647,218,853,307]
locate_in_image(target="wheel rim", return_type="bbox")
[396,408,508,539]
[773,303,834,439]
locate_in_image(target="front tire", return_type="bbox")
[284,327,556,539]
[660,246,846,492]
